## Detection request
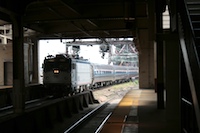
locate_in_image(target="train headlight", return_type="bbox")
[54,69,59,74]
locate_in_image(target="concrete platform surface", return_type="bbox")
[100,88,169,133]
[138,89,167,133]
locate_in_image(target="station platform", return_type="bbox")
[100,89,169,133]
[138,89,167,133]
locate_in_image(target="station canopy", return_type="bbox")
[0,0,143,39]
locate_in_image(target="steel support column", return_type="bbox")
[12,16,25,113]
[32,39,39,83]
[164,33,181,132]
[156,14,165,109]
[155,0,167,109]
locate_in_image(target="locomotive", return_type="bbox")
[43,54,138,96]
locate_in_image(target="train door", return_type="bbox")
[4,62,13,85]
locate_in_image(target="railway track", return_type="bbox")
[63,82,137,133]
[63,92,125,133]
[64,102,110,133]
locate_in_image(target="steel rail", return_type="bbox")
[94,112,112,133]
[64,102,109,133]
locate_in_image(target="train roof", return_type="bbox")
[44,54,90,64]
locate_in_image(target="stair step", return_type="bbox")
[190,14,200,21]
[187,2,200,5]
[195,37,200,43]
[187,3,200,13]
[187,0,200,1]
[189,11,200,15]
[192,21,200,28]
[194,29,200,36]
[195,36,200,39]
[187,0,200,4]
[187,1,200,11]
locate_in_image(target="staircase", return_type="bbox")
[187,0,200,54]
[178,0,200,132]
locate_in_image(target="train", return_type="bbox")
[43,54,138,96]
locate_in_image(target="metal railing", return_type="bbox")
[177,0,200,132]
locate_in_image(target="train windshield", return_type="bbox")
[44,59,71,72]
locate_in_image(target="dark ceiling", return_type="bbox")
[0,0,148,39]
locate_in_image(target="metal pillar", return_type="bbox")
[164,34,181,132]
[156,14,165,109]
[12,16,25,113]
[32,39,39,83]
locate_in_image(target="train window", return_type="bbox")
[48,59,55,62]
[44,62,54,72]
[44,61,70,72]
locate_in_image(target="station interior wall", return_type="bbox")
[0,43,33,86]
[0,44,12,85]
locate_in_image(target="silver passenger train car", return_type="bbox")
[43,54,138,96]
